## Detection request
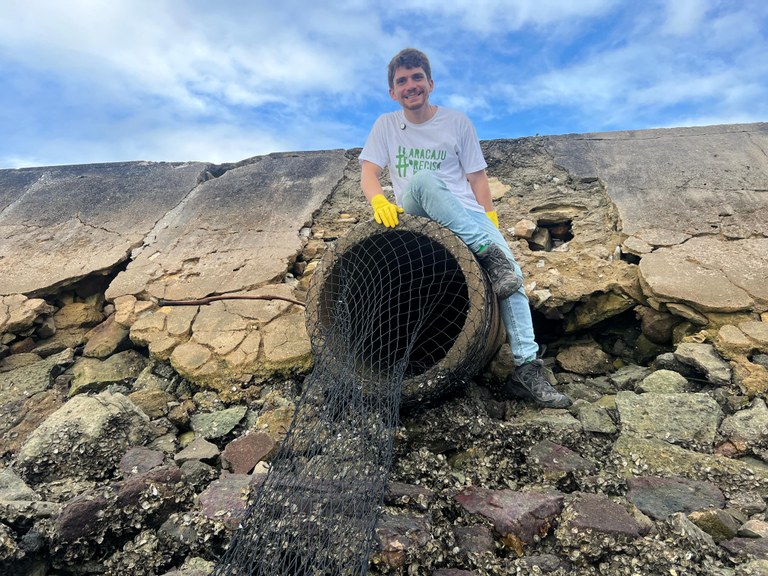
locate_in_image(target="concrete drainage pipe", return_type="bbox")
[305,215,505,408]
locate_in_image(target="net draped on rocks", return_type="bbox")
[213,215,503,575]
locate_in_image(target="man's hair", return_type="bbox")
[388,48,432,90]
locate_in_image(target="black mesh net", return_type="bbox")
[213,215,503,575]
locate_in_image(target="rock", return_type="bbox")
[0,388,66,459]
[513,409,582,435]
[637,369,691,393]
[69,349,149,396]
[189,406,247,440]
[159,514,199,548]
[0,499,61,525]
[252,400,295,444]
[119,446,166,476]
[190,303,247,356]
[374,512,431,569]
[488,176,510,200]
[719,399,768,455]
[688,509,740,542]
[36,316,57,339]
[729,491,768,517]
[720,536,768,560]
[56,491,110,541]
[635,305,680,344]
[664,512,716,550]
[53,301,104,330]
[260,312,312,371]
[736,559,768,575]
[115,465,184,517]
[514,554,570,573]
[733,359,768,397]
[573,402,617,434]
[529,227,552,251]
[512,219,537,239]
[608,364,652,391]
[454,487,564,554]
[626,475,725,519]
[179,460,217,490]
[556,340,613,375]
[171,341,214,377]
[33,327,90,357]
[0,467,39,501]
[666,302,710,326]
[621,235,653,256]
[615,391,722,448]
[0,295,55,334]
[555,493,642,559]
[128,387,175,419]
[612,434,768,488]
[160,556,216,576]
[9,337,35,354]
[716,324,760,359]
[673,342,732,386]
[564,292,635,333]
[652,352,700,378]
[453,524,495,554]
[174,437,220,464]
[385,482,436,512]
[221,431,275,474]
[0,349,72,406]
[739,519,768,538]
[197,473,253,530]
[528,439,595,481]
[16,391,155,482]
[82,314,131,358]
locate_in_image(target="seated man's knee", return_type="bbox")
[409,170,439,190]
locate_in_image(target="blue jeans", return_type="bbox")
[401,170,539,366]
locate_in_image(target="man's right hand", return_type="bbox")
[370,194,404,228]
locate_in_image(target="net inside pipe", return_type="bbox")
[213,216,500,575]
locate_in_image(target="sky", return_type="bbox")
[1,0,767,169]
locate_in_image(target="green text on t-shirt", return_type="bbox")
[395,146,447,178]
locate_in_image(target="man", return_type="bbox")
[359,48,571,409]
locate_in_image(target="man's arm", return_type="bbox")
[466,169,494,212]
[360,160,385,201]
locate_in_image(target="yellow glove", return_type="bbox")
[371,194,404,228]
[486,210,499,228]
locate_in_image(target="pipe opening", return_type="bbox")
[315,230,469,379]
[306,216,503,406]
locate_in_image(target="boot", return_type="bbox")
[503,359,572,408]
[476,243,522,299]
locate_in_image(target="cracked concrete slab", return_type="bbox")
[639,236,768,313]
[105,150,348,301]
[544,123,768,237]
[0,161,208,296]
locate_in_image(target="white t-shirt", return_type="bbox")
[359,107,488,213]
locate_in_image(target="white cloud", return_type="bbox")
[660,0,710,36]
[392,0,619,31]
[0,1,766,167]
[486,0,768,130]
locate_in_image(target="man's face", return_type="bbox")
[389,65,434,111]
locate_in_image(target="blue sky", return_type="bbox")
[1,0,766,169]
